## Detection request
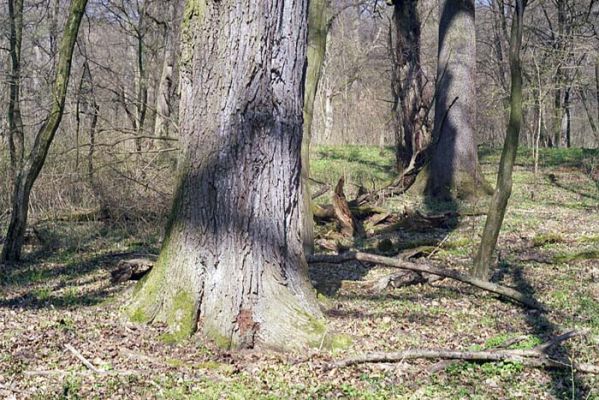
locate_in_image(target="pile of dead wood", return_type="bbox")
[312,177,457,248]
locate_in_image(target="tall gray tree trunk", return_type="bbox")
[427,0,490,199]
[1,0,88,263]
[128,0,327,350]
[472,0,527,279]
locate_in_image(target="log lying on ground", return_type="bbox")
[111,258,155,284]
[326,330,598,374]
[313,203,389,220]
[307,252,542,309]
[327,348,599,373]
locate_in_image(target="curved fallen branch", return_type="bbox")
[307,251,543,309]
[327,330,598,373]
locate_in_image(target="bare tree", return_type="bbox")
[473,0,528,280]
[1,0,88,262]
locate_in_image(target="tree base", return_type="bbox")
[408,165,494,201]
[127,240,330,351]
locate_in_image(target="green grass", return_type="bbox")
[478,146,598,169]
[311,145,396,194]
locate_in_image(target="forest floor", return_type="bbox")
[0,146,597,399]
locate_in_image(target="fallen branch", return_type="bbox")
[307,252,542,309]
[326,348,599,374]
[425,331,589,374]
[65,344,101,373]
[311,184,331,200]
[328,330,596,372]
[356,252,542,309]
[25,369,139,377]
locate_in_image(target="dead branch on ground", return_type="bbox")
[326,330,598,373]
[307,252,542,309]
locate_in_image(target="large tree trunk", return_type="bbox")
[426,0,490,199]
[472,0,527,280]
[1,0,88,263]
[128,0,327,351]
[301,0,330,255]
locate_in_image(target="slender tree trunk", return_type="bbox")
[128,0,327,350]
[553,88,562,148]
[154,0,180,142]
[595,54,599,126]
[562,88,570,147]
[7,0,25,186]
[1,0,88,263]
[301,0,329,255]
[88,102,99,187]
[427,0,490,199]
[472,0,527,280]
[552,0,565,148]
[580,89,598,140]
[134,3,148,153]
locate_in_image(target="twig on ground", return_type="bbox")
[65,344,100,373]
[24,369,139,377]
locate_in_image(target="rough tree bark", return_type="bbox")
[1,0,88,263]
[128,0,328,350]
[391,0,432,172]
[425,0,491,199]
[302,0,330,255]
[472,0,527,280]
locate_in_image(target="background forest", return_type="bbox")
[0,0,598,398]
[0,0,596,221]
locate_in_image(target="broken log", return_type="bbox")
[332,177,358,237]
[306,252,542,309]
[111,258,155,284]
